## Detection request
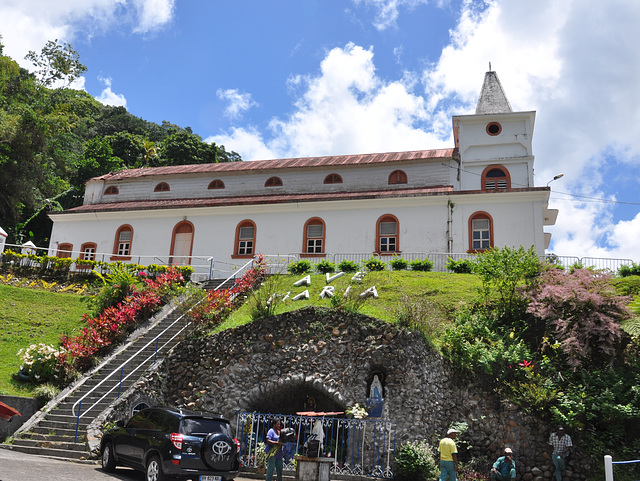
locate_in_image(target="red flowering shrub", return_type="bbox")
[58,268,184,374]
[187,256,266,330]
[525,268,631,369]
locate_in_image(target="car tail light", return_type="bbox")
[234,438,240,453]
[171,433,183,450]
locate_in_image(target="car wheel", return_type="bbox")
[101,442,117,472]
[146,455,168,481]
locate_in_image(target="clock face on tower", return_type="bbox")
[486,122,502,135]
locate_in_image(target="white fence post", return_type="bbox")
[604,455,614,481]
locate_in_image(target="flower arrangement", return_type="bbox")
[18,343,66,383]
[346,403,368,419]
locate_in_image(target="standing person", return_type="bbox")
[438,428,459,481]
[265,419,284,481]
[491,448,516,481]
[548,426,572,481]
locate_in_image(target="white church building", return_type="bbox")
[48,71,558,279]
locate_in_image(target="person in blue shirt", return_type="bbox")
[491,448,516,481]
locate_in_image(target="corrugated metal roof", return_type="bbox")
[93,149,454,182]
[53,186,456,214]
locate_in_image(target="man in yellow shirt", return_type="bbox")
[439,428,459,481]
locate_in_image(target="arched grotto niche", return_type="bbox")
[247,380,346,415]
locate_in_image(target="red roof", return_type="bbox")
[53,186,455,215]
[93,149,454,182]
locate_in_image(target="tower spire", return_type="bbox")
[475,70,512,114]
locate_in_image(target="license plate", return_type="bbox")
[199,476,221,481]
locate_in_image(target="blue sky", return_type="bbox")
[2,0,640,261]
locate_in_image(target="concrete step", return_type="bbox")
[27,426,86,440]
[12,437,88,452]
[1,443,91,460]
[17,432,83,443]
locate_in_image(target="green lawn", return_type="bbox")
[218,271,481,333]
[0,285,88,396]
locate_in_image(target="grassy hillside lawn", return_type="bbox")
[0,285,87,396]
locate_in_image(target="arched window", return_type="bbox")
[208,179,225,189]
[56,243,73,258]
[302,218,326,256]
[80,242,97,261]
[388,170,408,185]
[324,173,343,184]
[154,182,170,192]
[265,177,283,187]
[112,225,133,259]
[482,165,511,191]
[104,186,119,195]
[469,212,493,252]
[169,221,194,265]
[234,220,256,258]
[376,214,399,254]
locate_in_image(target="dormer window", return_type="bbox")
[388,170,408,185]
[208,179,225,189]
[154,182,170,192]
[324,173,343,184]
[482,165,511,191]
[104,186,119,195]
[265,177,283,187]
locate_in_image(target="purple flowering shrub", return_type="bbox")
[525,268,631,370]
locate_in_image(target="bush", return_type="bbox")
[395,440,437,481]
[409,258,434,272]
[287,260,312,275]
[619,262,640,277]
[363,257,386,271]
[446,257,475,274]
[337,259,359,273]
[315,260,336,274]
[33,383,61,403]
[17,343,66,385]
[389,256,408,270]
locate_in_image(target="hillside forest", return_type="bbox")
[0,37,242,248]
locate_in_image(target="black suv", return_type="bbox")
[100,406,240,481]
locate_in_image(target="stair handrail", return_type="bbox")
[70,257,257,418]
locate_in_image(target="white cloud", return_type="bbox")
[95,77,127,107]
[0,0,174,68]
[352,0,437,31]
[216,89,258,119]
[211,43,447,160]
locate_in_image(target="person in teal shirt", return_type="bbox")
[491,448,516,481]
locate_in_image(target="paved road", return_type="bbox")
[0,448,260,481]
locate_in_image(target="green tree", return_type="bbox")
[24,39,87,87]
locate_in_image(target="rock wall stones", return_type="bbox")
[99,307,589,480]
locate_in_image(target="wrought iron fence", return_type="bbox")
[236,411,397,479]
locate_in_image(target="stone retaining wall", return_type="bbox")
[95,307,589,480]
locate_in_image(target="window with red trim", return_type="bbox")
[388,170,408,185]
[234,220,256,257]
[469,212,493,252]
[324,174,342,184]
[154,182,170,192]
[57,243,73,258]
[113,225,133,258]
[303,218,326,255]
[104,186,119,195]
[376,215,399,254]
[80,242,97,261]
[482,165,510,191]
[208,179,225,189]
[265,177,283,187]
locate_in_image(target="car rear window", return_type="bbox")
[180,418,232,436]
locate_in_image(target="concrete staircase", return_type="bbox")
[1,302,190,461]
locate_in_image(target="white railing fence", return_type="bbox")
[1,241,637,278]
[604,454,640,481]
[236,411,397,479]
